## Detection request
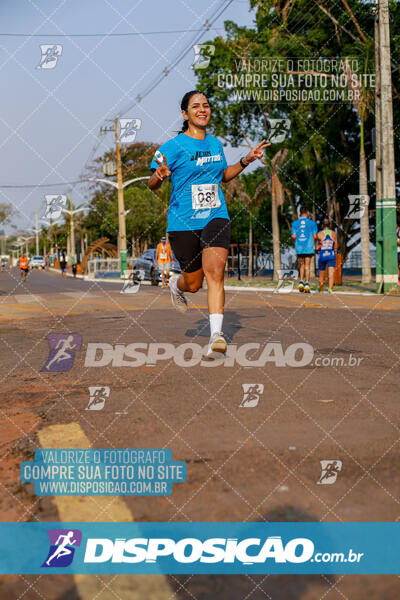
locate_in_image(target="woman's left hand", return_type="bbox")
[244,139,270,165]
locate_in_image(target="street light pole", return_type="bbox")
[89,173,149,275]
[62,204,86,266]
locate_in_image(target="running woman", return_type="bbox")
[155,236,172,287]
[149,90,268,357]
[316,218,337,294]
[291,206,318,293]
[19,253,29,282]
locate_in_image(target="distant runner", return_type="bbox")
[291,206,318,293]
[155,236,172,287]
[19,253,29,282]
[317,218,337,294]
[149,90,269,357]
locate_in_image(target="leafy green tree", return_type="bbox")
[102,186,166,253]
[194,0,399,265]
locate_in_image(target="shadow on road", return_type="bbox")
[168,505,335,600]
[184,311,246,342]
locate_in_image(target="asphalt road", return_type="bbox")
[0,268,400,599]
[0,266,124,294]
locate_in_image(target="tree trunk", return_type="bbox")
[310,255,315,279]
[248,213,253,277]
[360,147,371,283]
[272,193,281,280]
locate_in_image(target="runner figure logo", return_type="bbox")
[37,45,63,69]
[317,460,342,485]
[267,119,291,144]
[41,333,82,372]
[42,195,67,222]
[120,269,144,294]
[119,118,142,144]
[42,529,82,567]
[240,384,264,408]
[191,44,215,70]
[346,195,370,220]
[86,386,110,410]
[275,269,298,294]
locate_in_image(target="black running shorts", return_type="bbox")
[168,218,231,273]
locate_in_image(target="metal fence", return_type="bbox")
[87,250,376,278]
[87,257,134,277]
[343,250,376,269]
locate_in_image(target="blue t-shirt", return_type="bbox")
[291,217,317,254]
[150,133,229,231]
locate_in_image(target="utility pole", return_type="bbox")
[115,118,128,278]
[95,119,149,278]
[375,0,397,293]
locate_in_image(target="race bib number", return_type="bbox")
[160,253,167,260]
[191,184,220,210]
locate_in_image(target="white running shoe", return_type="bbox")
[207,332,227,358]
[169,274,188,313]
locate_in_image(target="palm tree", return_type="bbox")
[270,149,288,280]
[225,174,269,277]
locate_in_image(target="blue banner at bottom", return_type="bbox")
[0,522,398,574]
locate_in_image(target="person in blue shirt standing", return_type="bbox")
[148,90,269,358]
[291,206,318,293]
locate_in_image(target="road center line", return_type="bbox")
[38,422,173,600]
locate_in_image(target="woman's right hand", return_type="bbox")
[154,154,171,181]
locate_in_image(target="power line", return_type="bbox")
[117,1,234,118]
[78,0,234,185]
[0,179,137,189]
[0,28,223,38]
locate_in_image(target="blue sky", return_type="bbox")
[0,0,255,233]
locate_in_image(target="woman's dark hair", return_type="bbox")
[178,90,207,133]
[320,217,331,230]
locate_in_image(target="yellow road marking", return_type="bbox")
[38,422,173,599]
